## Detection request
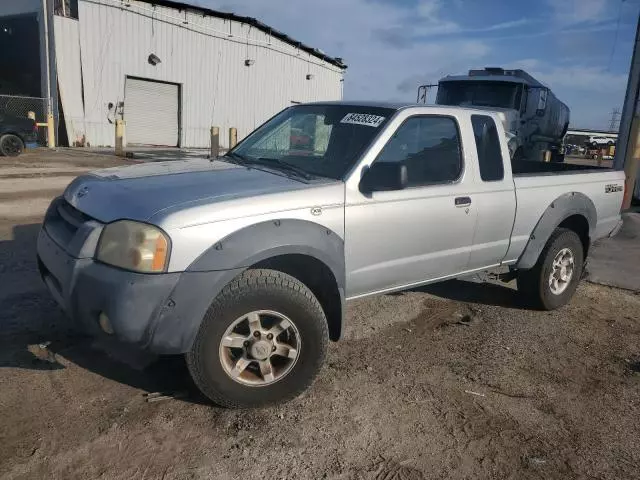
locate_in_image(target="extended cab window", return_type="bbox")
[471,115,504,182]
[375,116,462,186]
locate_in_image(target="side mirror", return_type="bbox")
[359,161,408,193]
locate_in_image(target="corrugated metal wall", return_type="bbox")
[72,0,344,147]
[54,16,86,145]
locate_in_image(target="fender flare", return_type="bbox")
[149,219,345,352]
[516,192,596,270]
[187,219,345,285]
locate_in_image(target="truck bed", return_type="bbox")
[511,159,611,176]
[503,167,625,264]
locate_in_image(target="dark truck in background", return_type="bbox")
[0,114,38,157]
[436,67,570,162]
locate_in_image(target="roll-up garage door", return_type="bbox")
[124,77,179,146]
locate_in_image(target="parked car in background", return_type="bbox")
[587,136,615,148]
[0,114,38,156]
[37,102,624,408]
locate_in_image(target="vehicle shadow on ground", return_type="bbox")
[0,223,209,405]
[398,279,522,308]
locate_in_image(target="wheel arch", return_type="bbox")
[516,192,596,270]
[251,253,343,341]
[149,219,345,352]
[0,131,26,142]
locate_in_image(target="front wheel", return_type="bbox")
[186,269,328,408]
[0,134,25,157]
[517,228,584,310]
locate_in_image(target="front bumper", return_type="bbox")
[37,226,181,348]
[36,199,243,353]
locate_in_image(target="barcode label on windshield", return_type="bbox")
[340,113,386,127]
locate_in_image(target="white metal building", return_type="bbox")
[1,0,346,148]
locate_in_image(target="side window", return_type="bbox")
[521,86,529,114]
[376,116,462,187]
[471,115,504,182]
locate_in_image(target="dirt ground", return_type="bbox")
[1,149,639,480]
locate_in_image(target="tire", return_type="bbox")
[550,151,564,163]
[517,228,584,310]
[186,269,329,408]
[0,134,25,157]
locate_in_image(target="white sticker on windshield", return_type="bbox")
[340,113,386,127]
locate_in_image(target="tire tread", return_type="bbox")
[517,228,584,310]
[186,268,328,408]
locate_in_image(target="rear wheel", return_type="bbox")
[186,269,328,408]
[517,228,584,310]
[0,134,25,157]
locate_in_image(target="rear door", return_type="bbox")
[124,77,180,146]
[466,114,517,270]
[344,112,478,298]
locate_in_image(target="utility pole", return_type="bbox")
[615,14,640,208]
[609,107,621,131]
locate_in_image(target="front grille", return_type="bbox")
[44,198,93,253]
[57,200,91,234]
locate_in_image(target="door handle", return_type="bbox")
[455,196,472,207]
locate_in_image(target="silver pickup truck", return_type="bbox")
[37,102,624,407]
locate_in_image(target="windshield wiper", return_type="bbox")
[221,153,313,181]
[255,157,314,180]
[221,151,246,163]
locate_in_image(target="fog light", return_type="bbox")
[99,312,114,335]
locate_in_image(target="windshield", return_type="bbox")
[437,81,522,109]
[228,105,395,180]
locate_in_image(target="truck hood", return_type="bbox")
[64,159,337,224]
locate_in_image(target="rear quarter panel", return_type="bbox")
[505,170,624,263]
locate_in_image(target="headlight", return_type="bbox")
[96,220,170,273]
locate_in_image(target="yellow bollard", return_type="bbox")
[115,119,126,156]
[229,127,237,149]
[210,126,219,159]
[47,113,55,148]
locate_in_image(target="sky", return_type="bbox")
[198,0,640,130]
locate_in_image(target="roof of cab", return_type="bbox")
[301,100,503,115]
[303,100,414,109]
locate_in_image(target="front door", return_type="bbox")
[344,114,478,298]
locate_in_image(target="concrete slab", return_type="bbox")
[0,176,76,193]
[587,212,640,292]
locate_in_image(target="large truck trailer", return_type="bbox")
[436,67,570,162]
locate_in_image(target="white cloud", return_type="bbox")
[200,0,490,102]
[505,60,628,129]
[547,0,611,24]
[416,0,442,20]
[531,66,628,92]
[508,58,543,70]
[479,18,532,32]
[505,60,627,92]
